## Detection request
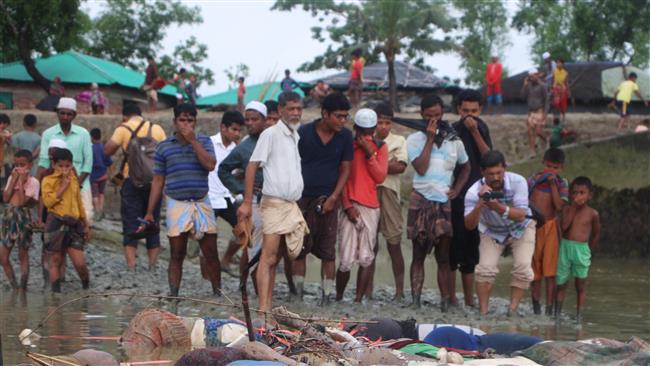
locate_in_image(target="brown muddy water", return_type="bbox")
[1,253,648,365]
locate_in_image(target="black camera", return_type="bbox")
[482,191,505,201]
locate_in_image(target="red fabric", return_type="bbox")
[341,138,388,209]
[485,62,502,85]
[351,58,364,80]
[553,85,568,113]
[486,82,502,96]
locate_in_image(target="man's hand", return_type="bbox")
[143,213,155,223]
[426,118,438,140]
[344,206,360,224]
[356,135,374,158]
[447,187,459,200]
[322,195,337,214]
[463,116,478,132]
[10,168,19,181]
[237,201,252,220]
[178,124,196,143]
[83,221,90,241]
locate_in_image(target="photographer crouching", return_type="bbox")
[464,150,535,316]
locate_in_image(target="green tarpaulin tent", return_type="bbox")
[195,82,304,107]
[0,51,177,96]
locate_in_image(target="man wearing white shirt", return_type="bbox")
[208,110,244,273]
[238,92,309,313]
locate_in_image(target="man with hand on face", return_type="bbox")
[237,92,309,314]
[38,98,94,223]
[450,89,492,309]
[336,108,387,303]
[406,95,470,311]
[464,150,535,316]
[296,92,353,304]
[145,103,220,297]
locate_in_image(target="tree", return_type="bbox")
[0,0,90,91]
[157,36,215,89]
[454,0,510,86]
[513,0,650,67]
[272,0,455,109]
[85,0,202,70]
[223,64,250,90]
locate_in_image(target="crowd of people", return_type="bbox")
[0,81,611,324]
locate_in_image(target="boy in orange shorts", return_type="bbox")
[527,148,568,315]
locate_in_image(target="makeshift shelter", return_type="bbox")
[195,82,304,108]
[497,61,650,114]
[317,61,452,92]
[0,51,176,113]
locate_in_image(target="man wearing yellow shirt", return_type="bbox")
[104,104,167,271]
[552,59,570,123]
[613,72,648,131]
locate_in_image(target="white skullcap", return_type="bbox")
[56,97,77,112]
[354,108,377,128]
[245,101,267,118]
[48,138,68,150]
[91,82,98,89]
[542,51,551,59]
[528,68,538,76]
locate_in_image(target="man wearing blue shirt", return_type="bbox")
[145,103,220,297]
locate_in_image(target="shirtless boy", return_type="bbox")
[528,148,568,315]
[555,176,601,323]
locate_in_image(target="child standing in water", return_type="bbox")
[0,150,39,289]
[41,148,90,292]
[528,148,568,316]
[555,176,601,323]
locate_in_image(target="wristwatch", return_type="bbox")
[502,205,510,219]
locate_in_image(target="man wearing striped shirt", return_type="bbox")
[145,103,220,297]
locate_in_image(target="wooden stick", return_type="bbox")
[26,351,81,366]
[239,249,256,342]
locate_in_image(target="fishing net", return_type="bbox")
[174,347,245,366]
[121,308,191,348]
[517,337,650,365]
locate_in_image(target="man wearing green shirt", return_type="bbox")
[37,98,94,222]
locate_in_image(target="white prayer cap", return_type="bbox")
[91,82,98,89]
[354,108,377,128]
[245,101,267,118]
[48,138,68,150]
[542,51,551,59]
[56,97,77,112]
[528,68,539,76]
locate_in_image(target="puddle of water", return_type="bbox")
[1,256,648,364]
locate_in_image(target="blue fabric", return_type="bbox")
[203,318,245,347]
[90,143,112,182]
[154,134,215,201]
[298,120,354,198]
[477,333,543,354]
[423,326,479,351]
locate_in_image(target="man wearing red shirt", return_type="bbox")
[485,56,503,115]
[336,108,388,303]
[348,48,365,107]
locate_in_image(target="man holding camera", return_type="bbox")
[464,150,535,316]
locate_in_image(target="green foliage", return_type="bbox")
[223,64,251,90]
[84,0,202,70]
[271,0,454,71]
[157,37,214,88]
[513,0,650,67]
[454,0,510,86]
[0,0,89,63]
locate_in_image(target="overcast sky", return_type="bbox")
[86,0,539,97]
